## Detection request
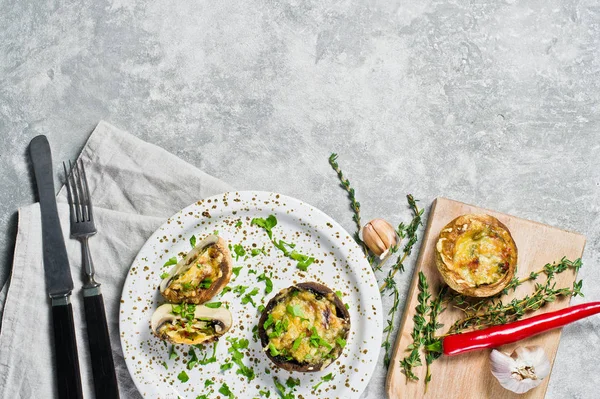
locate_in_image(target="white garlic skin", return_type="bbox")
[490,346,551,394]
[361,219,398,259]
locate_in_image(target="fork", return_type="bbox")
[64,160,120,399]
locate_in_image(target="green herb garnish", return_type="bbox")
[190,235,196,248]
[204,302,222,308]
[251,215,278,239]
[177,370,189,383]
[312,372,334,390]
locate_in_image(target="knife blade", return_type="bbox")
[29,135,84,399]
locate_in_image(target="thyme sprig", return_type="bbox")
[380,196,423,367]
[379,195,423,290]
[399,272,430,380]
[328,153,366,252]
[424,286,447,389]
[328,153,425,369]
[446,257,583,335]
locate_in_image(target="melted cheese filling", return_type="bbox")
[165,246,223,299]
[266,290,345,363]
[452,228,508,286]
[158,319,215,345]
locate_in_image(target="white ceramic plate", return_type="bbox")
[120,191,382,399]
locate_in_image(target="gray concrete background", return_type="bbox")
[1,0,599,398]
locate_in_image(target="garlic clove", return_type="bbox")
[361,219,398,259]
[490,346,551,394]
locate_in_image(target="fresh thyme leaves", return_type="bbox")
[446,258,584,335]
[312,372,335,391]
[424,286,447,388]
[328,153,364,249]
[177,370,189,383]
[226,337,255,381]
[379,195,424,368]
[380,195,423,290]
[400,272,430,381]
[190,235,196,248]
[251,215,278,239]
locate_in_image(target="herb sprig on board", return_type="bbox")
[445,258,583,335]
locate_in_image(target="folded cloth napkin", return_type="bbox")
[0,121,232,398]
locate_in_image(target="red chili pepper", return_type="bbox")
[442,301,600,356]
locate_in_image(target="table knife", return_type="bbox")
[29,135,84,399]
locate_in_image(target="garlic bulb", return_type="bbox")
[490,346,551,394]
[361,219,398,259]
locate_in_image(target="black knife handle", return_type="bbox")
[84,293,120,399]
[52,302,84,399]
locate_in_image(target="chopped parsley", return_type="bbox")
[336,337,347,348]
[251,215,278,239]
[177,370,189,383]
[161,361,168,369]
[232,266,243,277]
[273,377,298,399]
[286,304,304,318]
[204,379,214,388]
[312,373,335,390]
[160,272,170,279]
[198,278,212,289]
[251,247,266,257]
[292,333,305,351]
[220,362,233,371]
[241,287,260,307]
[163,257,177,267]
[233,244,246,261]
[235,221,243,228]
[204,302,222,308]
[190,235,196,248]
[257,272,273,294]
[226,337,255,381]
[218,382,235,399]
[169,345,177,360]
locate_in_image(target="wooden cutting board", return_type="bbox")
[386,197,586,399]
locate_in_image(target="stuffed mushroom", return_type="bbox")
[435,214,517,297]
[258,282,350,372]
[160,235,233,304]
[150,303,233,345]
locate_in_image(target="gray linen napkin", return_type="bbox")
[0,121,232,398]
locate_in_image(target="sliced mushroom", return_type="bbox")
[150,303,233,345]
[159,235,233,304]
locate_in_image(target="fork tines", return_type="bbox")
[63,160,93,224]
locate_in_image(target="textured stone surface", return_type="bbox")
[1,0,599,398]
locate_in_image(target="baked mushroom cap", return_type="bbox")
[159,235,233,304]
[258,282,350,372]
[435,214,517,297]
